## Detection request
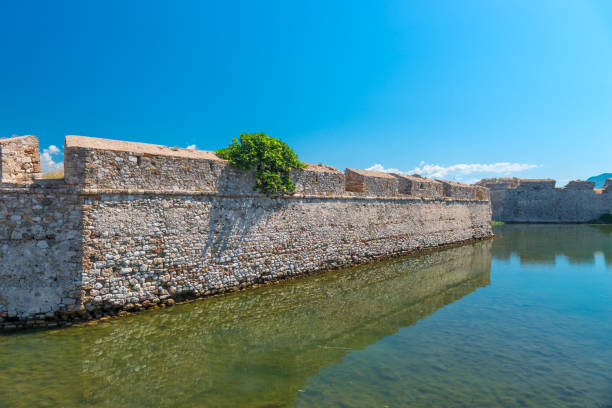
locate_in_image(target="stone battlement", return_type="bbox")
[478,177,612,194]
[476,177,612,222]
[2,134,488,201]
[0,135,41,183]
[0,135,492,329]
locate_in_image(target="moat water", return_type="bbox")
[2,225,612,407]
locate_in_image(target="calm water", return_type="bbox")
[1,225,612,407]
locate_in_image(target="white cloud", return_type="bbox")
[47,145,60,154]
[186,144,197,150]
[41,145,64,173]
[367,164,403,174]
[366,162,539,182]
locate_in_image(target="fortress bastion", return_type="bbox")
[0,134,492,329]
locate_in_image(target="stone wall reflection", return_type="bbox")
[1,241,491,408]
[492,225,612,265]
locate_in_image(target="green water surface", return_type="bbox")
[1,225,612,407]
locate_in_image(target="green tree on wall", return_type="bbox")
[216,133,306,196]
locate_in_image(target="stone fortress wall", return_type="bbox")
[477,178,612,223]
[0,135,492,329]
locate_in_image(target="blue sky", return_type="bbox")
[2,1,612,184]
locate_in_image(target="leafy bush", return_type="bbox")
[216,133,306,196]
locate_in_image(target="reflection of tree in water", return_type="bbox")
[1,241,491,408]
[492,224,612,265]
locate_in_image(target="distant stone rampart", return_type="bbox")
[0,135,492,329]
[476,177,612,223]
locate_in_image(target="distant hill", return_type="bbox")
[42,169,64,180]
[587,173,612,188]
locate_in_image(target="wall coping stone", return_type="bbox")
[393,173,442,183]
[345,168,397,179]
[65,135,224,161]
[65,136,344,174]
[0,135,36,145]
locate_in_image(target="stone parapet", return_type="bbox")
[437,179,482,200]
[0,135,41,183]
[345,168,399,196]
[64,136,349,196]
[64,135,234,192]
[516,179,556,191]
[291,164,345,196]
[58,135,491,201]
[392,174,443,198]
[476,178,520,190]
[565,180,596,190]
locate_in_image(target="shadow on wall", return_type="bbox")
[491,224,612,265]
[0,240,492,407]
[203,195,269,257]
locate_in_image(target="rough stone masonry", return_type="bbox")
[0,135,493,329]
